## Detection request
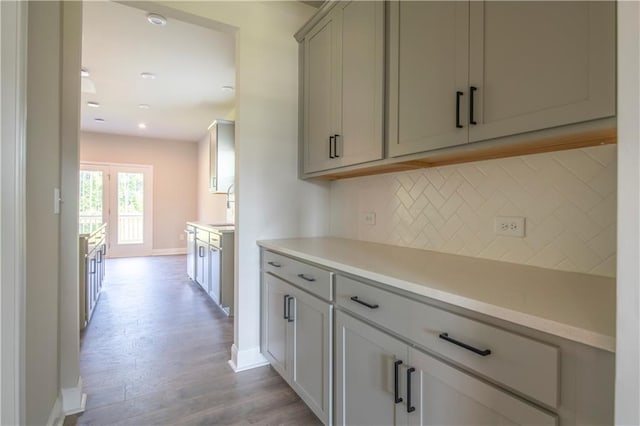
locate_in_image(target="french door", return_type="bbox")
[80,162,153,257]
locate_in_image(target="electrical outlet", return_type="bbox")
[363,212,376,226]
[179,233,185,241]
[495,216,526,237]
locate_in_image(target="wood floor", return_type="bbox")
[64,255,321,426]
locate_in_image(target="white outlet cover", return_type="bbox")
[363,212,376,226]
[495,216,525,237]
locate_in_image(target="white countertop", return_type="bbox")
[188,222,235,234]
[257,237,616,352]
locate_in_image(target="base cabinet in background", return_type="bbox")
[79,223,107,330]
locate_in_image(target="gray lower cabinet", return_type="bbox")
[195,239,209,293]
[261,272,332,424]
[336,310,557,426]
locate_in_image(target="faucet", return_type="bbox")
[226,183,235,209]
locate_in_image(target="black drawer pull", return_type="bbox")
[406,367,416,413]
[469,86,478,125]
[394,360,403,404]
[455,91,464,128]
[297,273,316,282]
[439,332,492,356]
[267,261,282,268]
[329,135,335,159]
[333,134,340,158]
[350,296,379,309]
[287,296,294,322]
[283,295,290,320]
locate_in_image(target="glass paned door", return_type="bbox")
[79,166,109,234]
[116,172,144,244]
[108,165,153,257]
[80,162,153,258]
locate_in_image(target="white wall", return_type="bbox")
[331,145,616,277]
[25,3,63,424]
[615,2,640,423]
[156,1,331,370]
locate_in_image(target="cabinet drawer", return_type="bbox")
[336,275,559,408]
[262,251,332,301]
[209,233,220,247]
[196,228,209,243]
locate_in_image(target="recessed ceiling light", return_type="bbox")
[94,118,105,122]
[87,101,100,108]
[138,104,150,109]
[138,123,147,129]
[81,67,90,78]
[147,13,167,26]
[221,85,234,92]
[140,72,156,80]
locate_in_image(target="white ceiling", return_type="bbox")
[81,1,235,142]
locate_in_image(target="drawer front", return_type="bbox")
[336,275,559,408]
[262,251,332,301]
[196,228,209,243]
[209,233,220,247]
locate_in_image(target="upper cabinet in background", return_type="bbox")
[388,1,616,157]
[209,120,235,193]
[297,1,616,180]
[299,1,385,174]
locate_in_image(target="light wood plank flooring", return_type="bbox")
[64,255,321,426]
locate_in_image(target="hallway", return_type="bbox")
[64,255,320,425]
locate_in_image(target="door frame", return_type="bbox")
[1,1,27,424]
[81,161,154,258]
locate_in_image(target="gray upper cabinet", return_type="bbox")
[388,1,615,158]
[301,1,384,174]
[209,120,235,193]
[467,1,615,143]
[388,1,470,157]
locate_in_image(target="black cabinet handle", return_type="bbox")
[469,86,477,125]
[407,367,416,413]
[350,296,379,309]
[297,273,316,282]
[287,296,294,322]
[439,332,492,356]
[199,246,204,257]
[267,261,282,268]
[394,360,403,404]
[283,295,290,320]
[90,258,96,274]
[97,250,102,263]
[329,135,335,159]
[456,91,464,128]
[333,134,340,158]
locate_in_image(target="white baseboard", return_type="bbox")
[152,248,187,256]
[46,395,64,426]
[60,376,86,415]
[228,344,269,372]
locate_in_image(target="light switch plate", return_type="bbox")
[54,188,61,215]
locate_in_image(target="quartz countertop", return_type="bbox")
[188,222,235,234]
[257,237,616,352]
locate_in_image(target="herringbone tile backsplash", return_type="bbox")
[330,145,616,277]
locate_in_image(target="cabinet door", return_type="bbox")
[195,241,205,287]
[261,274,291,379]
[335,311,408,426]
[388,1,469,157]
[334,0,384,167]
[407,347,557,426]
[303,13,336,173]
[202,244,210,293]
[209,246,221,305]
[468,1,615,143]
[289,287,332,424]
